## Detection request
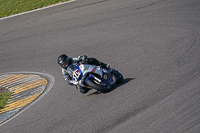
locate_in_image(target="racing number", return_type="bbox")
[73,69,80,80]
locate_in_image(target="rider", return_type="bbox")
[57,54,110,94]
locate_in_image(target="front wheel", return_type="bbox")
[86,79,111,92]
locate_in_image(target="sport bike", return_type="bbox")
[68,63,123,92]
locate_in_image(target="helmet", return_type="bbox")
[57,54,69,69]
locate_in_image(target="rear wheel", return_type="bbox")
[112,70,124,84]
[86,79,111,92]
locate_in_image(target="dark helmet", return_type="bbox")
[57,54,69,69]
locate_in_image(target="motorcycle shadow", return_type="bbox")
[87,78,135,96]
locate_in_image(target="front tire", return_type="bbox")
[86,79,111,92]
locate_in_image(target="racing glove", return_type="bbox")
[78,55,88,64]
[64,74,72,81]
[68,80,78,86]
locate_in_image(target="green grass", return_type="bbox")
[0,0,69,18]
[0,92,12,109]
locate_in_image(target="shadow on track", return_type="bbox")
[87,78,135,96]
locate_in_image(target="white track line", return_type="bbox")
[0,0,76,21]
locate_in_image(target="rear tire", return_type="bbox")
[86,79,111,92]
[112,71,124,84]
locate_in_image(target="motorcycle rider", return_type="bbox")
[57,54,110,94]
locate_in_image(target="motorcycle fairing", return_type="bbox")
[71,64,116,86]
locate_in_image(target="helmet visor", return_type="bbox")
[61,61,68,68]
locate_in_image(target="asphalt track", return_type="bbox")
[0,0,200,132]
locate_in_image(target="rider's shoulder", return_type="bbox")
[70,56,79,60]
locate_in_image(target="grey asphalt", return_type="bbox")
[0,0,200,132]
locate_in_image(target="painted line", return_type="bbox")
[0,74,31,86]
[177,37,196,64]
[0,93,41,114]
[0,0,77,21]
[0,72,55,126]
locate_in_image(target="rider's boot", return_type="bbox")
[100,62,110,69]
[79,86,90,94]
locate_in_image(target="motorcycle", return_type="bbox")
[68,63,124,92]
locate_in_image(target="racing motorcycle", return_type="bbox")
[68,63,123,92]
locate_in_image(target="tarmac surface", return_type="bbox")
[0,0,200,132]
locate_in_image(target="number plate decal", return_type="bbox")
[73,69,81,81]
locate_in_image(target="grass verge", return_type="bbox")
[0,87,12,110]
[0,0,69,18]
